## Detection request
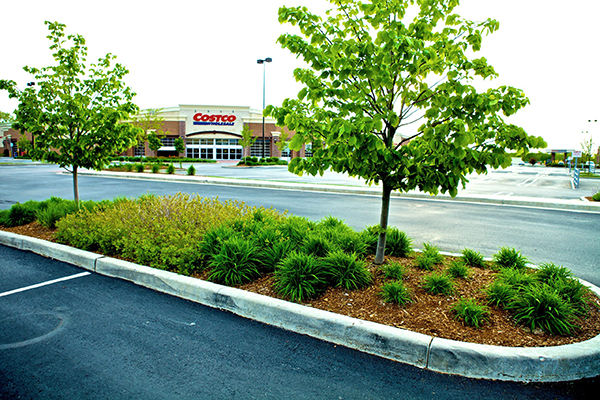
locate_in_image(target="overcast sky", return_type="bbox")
[1,0,598,150]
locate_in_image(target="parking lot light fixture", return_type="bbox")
[257,57,272,159]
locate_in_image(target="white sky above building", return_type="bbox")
[1,0,598,150]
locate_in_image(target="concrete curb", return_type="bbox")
[2,230,599,382]
[77,170,600,213]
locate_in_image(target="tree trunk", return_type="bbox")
[374,181,392,265]
[72,165,80,206]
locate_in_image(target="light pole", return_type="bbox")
[257,57,272,159]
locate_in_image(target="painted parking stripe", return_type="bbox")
[0,272,91,298]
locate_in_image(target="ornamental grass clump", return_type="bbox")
[385,227,413,257]
[509,283,578,335]
[422,272,454,295]
[36,199,79,229]
[321,250,372,290]
[421,242,444,264]
[166,163,175,174]
[301,233,335,258]
[208,237,262,286]
[135,163,145,172]
[199,224,239,265]
[536,262,573,283]
[187,165,196,175]
[334,231,369,258]
[447,260,470,279]
[461,248,486,268]
[279,216,315,247]
[151,164,160,173]
[414,254,436,271]
[452,298,490,328]
[536,263,590,317]
[275,251,326,302]
[486,281,517,307]
[497,267,537,290]
[382,261,406,281]
[493,247,529,270]
[1,201,39,227]
[380,281,412,305]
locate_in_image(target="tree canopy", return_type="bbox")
[0,111,13,123]
[0,21,142,203]
[266,0,546,263]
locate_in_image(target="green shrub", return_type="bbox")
[301,233,334,258]
[536,262,573,283]
[593,191,600,201]
[279,216,315,247]
[317,215,346,229]
[187,165,196,175]
[36,200,79,229]
[166,163,175,174]
[421,242,444,264]
[493,247,529,270]
[259,240,295,272]
[208,237,261,286]
[321,250,372,290]
[452,298,490,328]
[4,201,39,227]
[380,281,412,305]
[509,283,578,335]
[0,209,10,227]
[385,227,413,257]
[447,260,470,279]
[486,281,517,307]
[334,231,369,258]
[199,225,239,264]
[56,194,266,270]
[125,163,134,172]
[135,163,145,172]
[550,277,590,316]
[151,164,160,173]
[461,248,486,268]
[361,225,379,254]
[422,272,454,295]
[497,268,537,289]
[382,261,406,280]
[414,254,436,271]
[536,263,590,316]
[275,252,326,302]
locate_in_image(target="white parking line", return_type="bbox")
[0,272,91,298]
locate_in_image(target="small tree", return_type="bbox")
[148,132,162,157]
[267,0,546,264]
[132,108,170,156]
[0,21,141,203]
[239,125,257,157]
[174,137,185,168]
[581,136,594,164]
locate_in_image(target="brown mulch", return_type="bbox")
[3,222,600,347]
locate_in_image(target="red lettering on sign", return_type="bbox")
[193,113,237,123]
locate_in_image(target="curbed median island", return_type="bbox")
[1,193,600,382]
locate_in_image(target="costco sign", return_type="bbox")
[193,113,237,126]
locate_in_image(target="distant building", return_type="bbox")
[1,104,307,160]
[124,105,303,160]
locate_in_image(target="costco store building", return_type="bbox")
[123,105,305,160]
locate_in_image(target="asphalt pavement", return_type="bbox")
[1,158,600,395]
[1,239,598,399]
